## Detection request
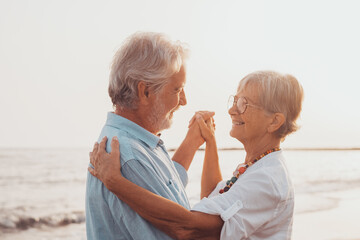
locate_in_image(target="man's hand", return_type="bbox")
[188,111,215,128]
[196,114,216,143]
[185,111,215,148]
[171,111,215,170]
[184,119,205,150]
[88,136,122,191]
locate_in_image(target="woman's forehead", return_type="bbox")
[236,83,260,98]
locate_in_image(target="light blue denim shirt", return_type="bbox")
[86,112,190,240]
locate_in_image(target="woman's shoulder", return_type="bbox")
[242,152,293,200]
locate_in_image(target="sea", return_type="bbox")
[1,148,360,240]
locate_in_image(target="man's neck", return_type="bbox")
[115,108,159,135]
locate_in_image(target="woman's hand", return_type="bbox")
[195,113,216,143]
[88,136,122,191]
[183,111,215,149]
[188,111,215,128]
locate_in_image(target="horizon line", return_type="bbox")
[167,147,360,152]
[1,147,360,151]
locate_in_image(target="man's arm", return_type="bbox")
[172,123,203,171]
[172,111,215,171]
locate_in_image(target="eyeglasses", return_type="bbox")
[228,95,263,114]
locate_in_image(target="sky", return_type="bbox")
[0,0,359,149]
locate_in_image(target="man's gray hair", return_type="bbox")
[108,32,189,110]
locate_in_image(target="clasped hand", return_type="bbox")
[187,111,216,147]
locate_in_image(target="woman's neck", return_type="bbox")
[243,138,281,164]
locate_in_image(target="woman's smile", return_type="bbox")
[232,119,245,126]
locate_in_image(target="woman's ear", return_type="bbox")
[267,113,285,133]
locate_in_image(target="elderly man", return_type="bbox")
[85,32,211,240]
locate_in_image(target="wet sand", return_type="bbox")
[293,187,360,240]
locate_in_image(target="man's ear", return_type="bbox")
[267,113,285,133]
[137,81,150,105]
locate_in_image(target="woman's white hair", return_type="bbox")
[238,71,304,139]
[108,32,189,110]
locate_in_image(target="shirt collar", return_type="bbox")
[246,150,283,172]
[105,112,162,149]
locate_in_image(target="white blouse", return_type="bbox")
[192,150,294,240]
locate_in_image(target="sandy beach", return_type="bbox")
[293,188,360,240]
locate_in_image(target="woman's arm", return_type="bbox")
[201,139,222,198]
[196,115,223,199]
[89,137,223,240]
[108,174,223,240]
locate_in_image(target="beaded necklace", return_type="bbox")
[219,147,281,194]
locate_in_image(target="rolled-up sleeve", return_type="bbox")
[192,171,281,240]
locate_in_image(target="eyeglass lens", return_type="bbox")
[228,96,235,110]
[228,96,246,113]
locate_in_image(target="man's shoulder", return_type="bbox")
[101,124,163,167]
[118,134,145,152]
[112,132,155,164]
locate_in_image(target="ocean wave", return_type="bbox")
[0,177,86,187]
[294,194,340,214]
[0,211,85,233]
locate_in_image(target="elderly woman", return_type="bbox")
[89,71,303,240]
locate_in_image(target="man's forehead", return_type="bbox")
[169,66,186,85]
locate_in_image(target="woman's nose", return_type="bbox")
[180,89,187,106]
[228,102,238,115]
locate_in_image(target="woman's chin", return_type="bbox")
[230,129,238,138]
[230,130,245,143]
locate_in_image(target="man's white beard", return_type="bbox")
[147,96,172,133]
